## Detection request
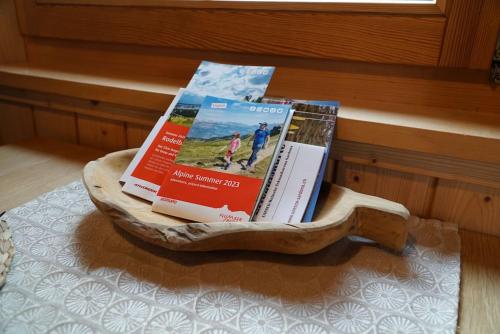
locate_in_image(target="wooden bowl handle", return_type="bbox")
[353,207,409,252]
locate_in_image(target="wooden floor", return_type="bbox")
[0,139,104,212]
[0,139,499,333]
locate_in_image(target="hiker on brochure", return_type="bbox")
[224,132,241,170]
[246,122,270,169]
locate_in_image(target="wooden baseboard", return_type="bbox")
[333,140,500,189]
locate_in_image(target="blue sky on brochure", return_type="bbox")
[194,96,290,126]
[179,61,275,105]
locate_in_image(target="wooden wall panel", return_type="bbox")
[439,0,485,67]
[336,161,436,217]
[0,0,26,63]
[77,115,126,151]
[126,123,153,148]
[37,0,444,14]
[333,140,500,189]
[34,107,77,143]
[14,39,500,115]
[439,0,500,69]
[0,101,34,144]
[468,0,500,69]
[16,0,446,66]
[431,180,500,236]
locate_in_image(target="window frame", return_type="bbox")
[35,0,445,14]
[17,0,447,66]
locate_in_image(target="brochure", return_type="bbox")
[255,141,325,223]
[255,98,338,223]
[295,101,338,222]
[121,61,275,201]
[152,96,293,223]
[119,88,184,185]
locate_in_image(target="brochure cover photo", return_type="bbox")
[152,96,292,223]
[120,61,275,201]
[170,61,275,127]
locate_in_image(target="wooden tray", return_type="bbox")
[83,149,410,254]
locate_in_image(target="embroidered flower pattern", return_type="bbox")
[326,301,373,333]
[0,291,27,317]
[286,323,328,334]
[4,305,58,334]
[440,273,460,296]
[376,315,424,334]
[56,243,85,268]
[394,262,436,291]
[12,226,46,247]
[239,305,285,334]
[117,271,157,295]
[421,249,460,274]
[200,328,235,334]
[34,271,80,301]
[196,291,241,321]
[155,278,199,305]
[51,215,82,233]
[102,300,150,333]
[281,281,324,317]
[410,295,456,326]
[29,236,67,258]
[44,190,82,208]
[28,206,65,226]
[65,281,113,316]
[144,310,194,334]
[47,322,95,334]
[0,182,461,334]
[320,270,361,296]
[69,198,95,215]
[8,260,51,287]
[363,282,407,310]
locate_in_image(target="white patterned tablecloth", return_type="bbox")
[0,181,460,333]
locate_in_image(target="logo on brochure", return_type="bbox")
[249,106,284,113]
[247,69,269,76]
[211,103,227,109]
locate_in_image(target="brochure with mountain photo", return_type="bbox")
[255,98,339,223]
[121,61,275,201]
[152,96,293,223]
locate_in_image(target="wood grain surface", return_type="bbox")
[5,37,500,114]
[0,100,35,145]
[2,60,500,164]
[126,123,153,148]
[77,115,127,151]
[439,0,500,70]
[0,139,104,212]
[35,0,445,14]
[336,161,436,217]
[333,140,500,189]
[459,229,500,333]
[0,0,26,63]
[84,148,410,254]
[34,107,78,143]
[16,0,445,65]
[432,180,500,237]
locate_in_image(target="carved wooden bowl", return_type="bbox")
[83,149,409,254]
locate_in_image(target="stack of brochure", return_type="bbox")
[120,61,339,223]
